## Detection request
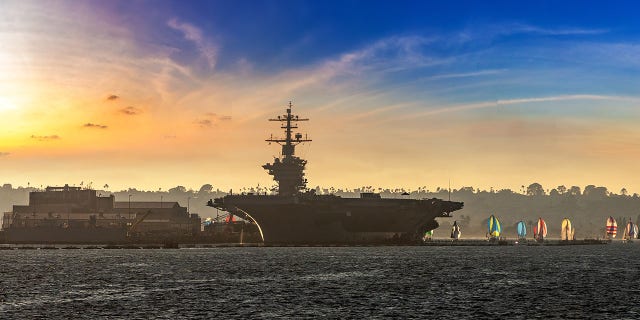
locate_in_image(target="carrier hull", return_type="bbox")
[212,194,463,244]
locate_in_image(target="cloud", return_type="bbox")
[427,69,506,80]
[205,112,232,121]
[404,94,639,120]
[453,23,608,45]
[0,152,9,157]
[106,94,119,101]
[31,135,60,141]
[264,35,448,98]
[511,24,609,36]
[168,18,218,69]
[195,119,213,127]
[119,106,141,115]
[84,123,108,129]
[195,113,232,128]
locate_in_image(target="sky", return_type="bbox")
[1,0,640,193]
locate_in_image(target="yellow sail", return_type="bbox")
[561,218,572,241]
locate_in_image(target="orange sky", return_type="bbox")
[1,2,640,194]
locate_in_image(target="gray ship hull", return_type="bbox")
[3,227,128,244]
[212,194,463,244]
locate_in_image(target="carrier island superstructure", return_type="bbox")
[208,103,464,244]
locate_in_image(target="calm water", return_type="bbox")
[1,245,639,319]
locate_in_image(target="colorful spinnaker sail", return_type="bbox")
[536,217,547,241]
[624,219,637,240]
[561,218,572,241]
[487,215,501,239]
[606,216,617,238]
[516,221,527,239]
[451,221,461,240]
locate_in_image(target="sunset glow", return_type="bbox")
[1,1,639,193]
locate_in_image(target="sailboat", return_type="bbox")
[560,218,573,241]
[423,229,433,241]
[450,221,461,240]
[535,217,547,242]
[516,221,527,240]
[623,219,637,242]
[487,215,501,240]
[605,216,617,239]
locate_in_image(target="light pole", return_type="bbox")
[160,195,163,208]
[128,194,132,221]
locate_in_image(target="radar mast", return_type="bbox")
[263,102,312,196]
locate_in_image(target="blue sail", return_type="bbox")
[516,221,527,238]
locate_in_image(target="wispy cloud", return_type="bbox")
[510,24,609,36]
[194,112,232,127]
[106,94,119,101]
[265,35,449,98]
[195,119,213,127]
[168,18,218,69]
[0,152,9,157]
[31,135,60,141]
[427,69,506,80]
[84,123,108,129]
[119,106,142,115]
[404,94,639,120]
[453,23,608,45]
[205,112,232,121]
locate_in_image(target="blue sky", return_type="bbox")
[142,0,640,104]
[1,0,640,192]
[164,1,638,70]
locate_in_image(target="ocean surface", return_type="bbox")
[1,245,639,319]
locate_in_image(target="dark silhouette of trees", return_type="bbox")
[168,186,187,194]
[199,184,213,194]
[569,186,581,196]
[584,185,608,199]
[526,183,545,196]
[584,185,596,196]
[557,185,567,195]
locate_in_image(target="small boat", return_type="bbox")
[560,218,573,241]
[605,216,617,239]
[487,215,501,240]
[516,221,527,240]
[623,219,637,242]
[450,221,461,240]
[534,217,547,242]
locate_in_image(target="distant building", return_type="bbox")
[1,184,200,243]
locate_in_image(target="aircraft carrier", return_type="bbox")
[208,103,464,244]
